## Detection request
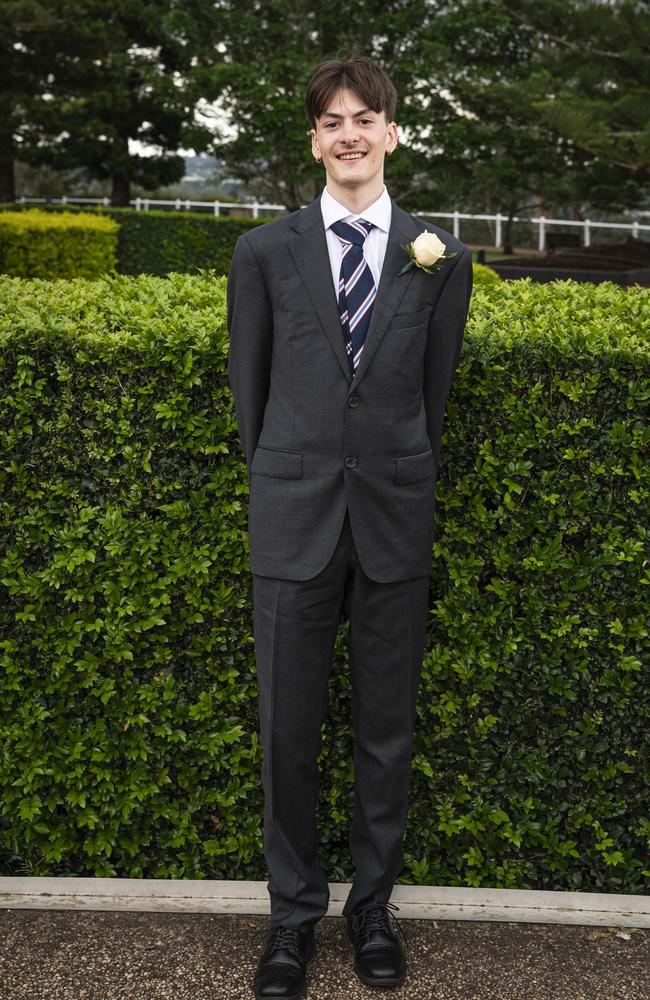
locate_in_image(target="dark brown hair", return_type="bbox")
[305,55,397,127]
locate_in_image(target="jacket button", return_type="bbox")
[348,395,359,408]
[344,456,357,469]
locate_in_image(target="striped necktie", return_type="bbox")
[330,219,376,375]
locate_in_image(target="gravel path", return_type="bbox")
[1,909,648,1000]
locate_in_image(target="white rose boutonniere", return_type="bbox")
[399,230,458,276]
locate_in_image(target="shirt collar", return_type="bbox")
[320,185,392,234]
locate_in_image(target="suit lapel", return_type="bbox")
[287,196,422,387]
[288,199,352,383]
[350,202,420,388]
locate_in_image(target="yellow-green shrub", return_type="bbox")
[0,203,269,277]
[473,262,502,285]
[0,209,119,278]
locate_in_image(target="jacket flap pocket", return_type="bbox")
[391,310,428,330]
[252,446,303,479]
[394,449,434,485]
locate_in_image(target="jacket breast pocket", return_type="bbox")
[391,310,429,331]
[251,446,303,479]
[394,448,434,485]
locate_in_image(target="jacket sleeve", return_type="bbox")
[422,246,473,465]
[227,234,273,471]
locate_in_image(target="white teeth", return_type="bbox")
[338,152,365,159]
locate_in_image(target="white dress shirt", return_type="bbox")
[320,185,392,294]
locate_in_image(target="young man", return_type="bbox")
[227,55,473,999]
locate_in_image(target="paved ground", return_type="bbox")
[0,909,648,1000]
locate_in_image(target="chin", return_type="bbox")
[335,166,372,182]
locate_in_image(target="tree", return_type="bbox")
[401,0,649,248]
[0,1,82,202]
[381,0,594,248]
[212,0,641,240]
[503,0,650,180]
[7,0,224,205]
[211,0,434,211]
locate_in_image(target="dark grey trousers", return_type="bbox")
[251,508,431,932]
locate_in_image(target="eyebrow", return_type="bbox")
[321,108,375,120]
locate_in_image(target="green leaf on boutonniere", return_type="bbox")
[398,258,416,276]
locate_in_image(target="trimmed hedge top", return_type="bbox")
[0,208,119,234]
[0,209,120,280]
[0,203,270,278]
[467,274,648,356]
[2,269,647,353]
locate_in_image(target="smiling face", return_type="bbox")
[310,87,398,208]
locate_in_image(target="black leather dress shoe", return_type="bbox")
[347,901,407,988]
[254,924,315,1000]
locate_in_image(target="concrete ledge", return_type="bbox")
[1,878,648,927]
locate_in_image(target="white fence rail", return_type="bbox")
[416,210,650,250]
[16,196,650,251]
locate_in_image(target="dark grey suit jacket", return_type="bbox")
[227,195,473,583]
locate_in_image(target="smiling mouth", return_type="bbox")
[336,151,367,160]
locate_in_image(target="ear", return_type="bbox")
[310,128,321,161]
[385,120,398,155]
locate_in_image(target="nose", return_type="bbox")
[341,120,360,143]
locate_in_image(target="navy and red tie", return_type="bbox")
[330,219,376,376]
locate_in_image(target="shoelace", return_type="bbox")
[255,924,306,961]
[351,901,409,953]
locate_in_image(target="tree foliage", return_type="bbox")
[3,0,649,219]
[212,0,649,224]
[0,1,78,201]
[209,0,423,210]
[504,0,650,179]
[3,0,224,204]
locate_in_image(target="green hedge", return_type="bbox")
[472,262,502,286]
[1,204,501,283]
[0,203,270,277]
[0,271,648,892]
[105,207,271,277]
[0,209,119,278]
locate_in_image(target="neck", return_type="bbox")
[326,179,385,216]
